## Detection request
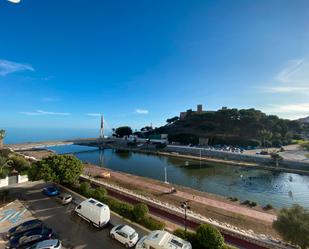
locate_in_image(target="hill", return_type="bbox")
[152,108,307,147]
[298,116,309,123]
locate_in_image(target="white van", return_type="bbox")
[135,230,192,249]
[75,198,110,228]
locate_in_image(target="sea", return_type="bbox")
[2,127,101,144]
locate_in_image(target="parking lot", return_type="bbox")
[0,181,147,249]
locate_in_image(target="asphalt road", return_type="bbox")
[7,181,147,249]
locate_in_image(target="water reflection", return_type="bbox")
[49,145,309,208]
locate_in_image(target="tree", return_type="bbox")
[141,126,153,132]
[273,204,309,249]
[196,224,224,249]
[0,156,12,178]
[28,154,83,185]
[0,129,5,150]
[270,152,283,167]
[260,129,273,149]
[9,155,30,174]
[166,116,179,124]
[115,126,133,137]
[132,203,149,221]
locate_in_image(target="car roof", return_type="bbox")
[35,239,59,247]
[59,193,71,198]
[120,225,135,235]
[20,219,41,226]
[46,186,57,189]
[24,227,49,236]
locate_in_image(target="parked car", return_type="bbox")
[110,224,139,248]
[7,227,53,249]
[42,186,59,196]
[135,230,191,249]
[26,239,62,249]
[75,198,110,228]
[56,194,72,205]
[7,220,44,239]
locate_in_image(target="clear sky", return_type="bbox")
[1,0,309,132]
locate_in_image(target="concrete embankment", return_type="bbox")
[163,145,309,173]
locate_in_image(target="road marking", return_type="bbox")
[0,208,27,224]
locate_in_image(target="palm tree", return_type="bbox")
[0,156,12,178]
[260,129,273,150]
[0,129,5,150]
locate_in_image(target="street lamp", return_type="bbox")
[180,200,190,232]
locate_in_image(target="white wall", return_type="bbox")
[0,176,9,187]
[18,175,29,183]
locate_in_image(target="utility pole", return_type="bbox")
[181,201,190,232]
[164,167,168,184]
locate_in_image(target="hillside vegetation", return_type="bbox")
[153,108,309,147]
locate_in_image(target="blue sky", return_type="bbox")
[1,0,309,132]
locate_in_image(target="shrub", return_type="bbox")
[70,181,166,232]
[139,216,165,230]
[132,203,149,222]
[79,182,93,197]
[228,197,238,202]
[249,201,257,207]
[273,204,309,249]
[263,204,273,210]
[9,155,30,174]
[196,224,224,249]
[173,229,199,248]
[103,196,134,219]
[241,200,250,205]
[93,187,107,201]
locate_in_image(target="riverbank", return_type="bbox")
[103,143,309,176]
[83,163,279,239]
[16,146,280,238]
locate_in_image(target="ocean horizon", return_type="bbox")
[2,127,107,144]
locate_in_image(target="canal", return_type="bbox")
[49,144,309,209]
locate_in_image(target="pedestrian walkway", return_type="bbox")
[110,171,276,223]
[84,165,276,223]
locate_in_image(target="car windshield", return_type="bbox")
[129,232,137,240]
[15,225,24,231]
[22,235,42,244]
[116,225,124,231]
[19,235,28,243]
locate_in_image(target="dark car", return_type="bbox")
[7,220,44,239]
[6,227,53,249]
[42,186,59,197]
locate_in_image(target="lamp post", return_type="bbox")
[164,167,169,184]
[180,200,190,232]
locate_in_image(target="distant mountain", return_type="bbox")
[298,116,309,123]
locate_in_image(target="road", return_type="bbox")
[6,181,147,249]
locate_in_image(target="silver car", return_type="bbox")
[56,193,72,205]
[27,239,62,249]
